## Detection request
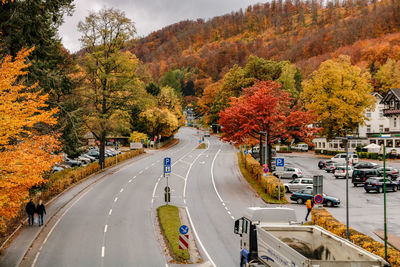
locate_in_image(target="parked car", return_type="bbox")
[331,153,359,165]
[87,149,100,159]
[284,178,313,193]
[64,157,82,167]
[352,168,380,186]
[77,155,91,165]
[364,177,398,193]
[273,167,303,179]
[353,162,379,169]
[290,189,340,207]
[334,166,354,179]
[376,166,399,180]
[204,131,210,137]
[318,160,326,169]
[82,153,96,162]
[291,143,309,152]
[325,162,341,173]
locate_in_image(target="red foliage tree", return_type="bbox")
[219,80,318,168]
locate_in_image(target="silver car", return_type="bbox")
[284,178,313,193]
[273,167,303,179]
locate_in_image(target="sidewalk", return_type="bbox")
[374,231,400,251]
[0,152,149,267]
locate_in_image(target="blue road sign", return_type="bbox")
[164,157,171,174]
[179,225,189,235]
[244,150,248,155]
[276,158,285,167]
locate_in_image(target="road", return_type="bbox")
[282,153,400,240]
[26,127,268,267]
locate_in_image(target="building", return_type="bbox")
[313,93,389,152]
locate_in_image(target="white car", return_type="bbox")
[284,178,313,193]
[331,153,359,165]
[273,167,303,179]
[333,166,354,179]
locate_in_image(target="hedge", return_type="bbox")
[315,149,345,155]
[240,151,285,200]
[312,208,400,266]
[0,149,145,243]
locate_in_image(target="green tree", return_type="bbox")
[77,8,138,168]
[301,55,375,140]
[139,108,178,139]
[145,82,161,96]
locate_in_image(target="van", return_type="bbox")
[331,153,359,165]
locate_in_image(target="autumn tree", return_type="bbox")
[219,80,317,168]
[0,48,60,229]
[375,59,400,94]
[77,8,139,168]
[301,55,375,140]
[139,108,179,139]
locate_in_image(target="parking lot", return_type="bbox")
[278,152,400,241]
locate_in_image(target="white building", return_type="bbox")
[313,93,390,152]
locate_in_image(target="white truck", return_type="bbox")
[234,207,389,267]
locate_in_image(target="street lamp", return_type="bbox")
[379,133,391,261]
[339,130,352,240]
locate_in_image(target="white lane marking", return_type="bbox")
[178,160,192,165]
[31,187,93,267]
[231,216,235,220]
[145,167,149,170]
[225,206,228,210]
[211,149,223,203]
[101,246,105,257]
[133,176,136,178]
[152,180,160,198]
[109,209,112,215]
[114,197,118,202]
[152,163,155,166]
[227,211,231,215]
[120,188,124,193]
[104,225,108,233]
[139,170,143,174]
[128,179,132,183]
[222,202,226,206]
[185,207,216,267]
[172,173,186,180]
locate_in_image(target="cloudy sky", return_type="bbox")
[59,0,259,52]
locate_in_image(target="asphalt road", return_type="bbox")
[28,127,271,267]
[281,153,400,240]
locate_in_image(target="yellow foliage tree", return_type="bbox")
[139,108,178,138]
[128,131,147,143]
[301,55,375,139]
[0,48,60,225]
[375,59,400,94]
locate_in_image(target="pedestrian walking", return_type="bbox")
[36,200,46,226]
[305,198,314,221]
[26,199,36,226]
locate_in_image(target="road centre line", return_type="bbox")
[109,209,112,215]
[128,179,132,183]
[139,170,143,174]
[114,197,118,202]
[104,225,108,233]
[101,246,105,257]
[120,188,123,192]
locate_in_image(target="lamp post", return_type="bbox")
[345,136,350,240]
[380,133,390,261]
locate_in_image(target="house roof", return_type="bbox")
[380,88,400,104]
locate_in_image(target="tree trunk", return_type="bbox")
[99,131,106,169]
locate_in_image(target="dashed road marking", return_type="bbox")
[101,246,105,257]
[120,188,124,193]
[109,209,112,215]
[128,179,132,183]
[114,197,118,202]
[139,170,143,174]
[104,225,108,233]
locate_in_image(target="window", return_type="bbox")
[366,111,371,118]
[378,139,385,145]
[394,118,397,128]
[396,140,400,148]
[379,125,384,133]
[379,109,383,118]
[370,139,376,144]
[322,143,326,148]
[367,125,371,133]
[387,139,393,147]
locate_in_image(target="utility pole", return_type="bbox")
[345,135,349,240]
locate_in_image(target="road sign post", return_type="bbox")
[164,157,171,205]
[313,176,323,209]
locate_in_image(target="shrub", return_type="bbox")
[312,208,400,266]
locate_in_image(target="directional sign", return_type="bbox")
[179,234,189,250]
[164,157,171,174]
[314,194,324,204]
[179,224,189,235]
[276,158,285,167]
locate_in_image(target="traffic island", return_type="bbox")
[237,152,287,204]
[312,208,400,266]
[157,205,201,264]
[196,143,207,149]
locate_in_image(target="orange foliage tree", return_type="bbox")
[0,48,60,228]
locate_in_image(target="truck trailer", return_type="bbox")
[234,207,389,267]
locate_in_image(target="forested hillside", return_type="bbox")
[132,0,400,84]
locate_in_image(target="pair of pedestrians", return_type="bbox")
[25,199,46,226]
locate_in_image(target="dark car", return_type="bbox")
[290,189,340,207]
[376,167,399,180]
[318,160,326,169]
[364,177,398,193]
[87,149,100,159]
[352,168,380,186]
[353,162,379,169]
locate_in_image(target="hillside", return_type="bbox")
[132,0,400,86]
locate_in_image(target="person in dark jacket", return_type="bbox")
[26,199,36,226]
[36,200,46,226]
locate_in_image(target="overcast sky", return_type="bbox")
[59,0,259,52]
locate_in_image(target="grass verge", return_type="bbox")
[237,152,287,204]
[196,143,207,149]
[157,205,190,262]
